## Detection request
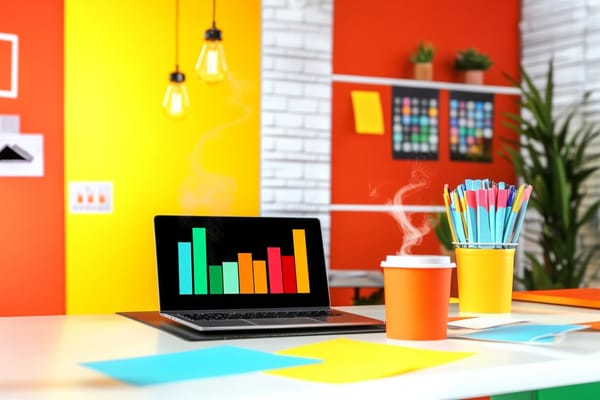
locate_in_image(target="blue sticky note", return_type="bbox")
[81,346,321,386]
[455,324,588,344]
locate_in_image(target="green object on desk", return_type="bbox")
[492,381,600,400]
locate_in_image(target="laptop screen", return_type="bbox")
[154,215,331,311]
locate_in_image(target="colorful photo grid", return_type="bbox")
[449,91,495,162]
[391,86,440,160]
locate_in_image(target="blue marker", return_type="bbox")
[451,206,467,243]
[477,190,492,247]
[505,185,516,225]
[466,190,478,245]
[488,188,496,243]
[496,189,508,244]
[503,185,525,243]
[511,185,533,243]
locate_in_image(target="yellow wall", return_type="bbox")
[65,0,261,313]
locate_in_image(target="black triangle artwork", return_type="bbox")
[0,144,33,161]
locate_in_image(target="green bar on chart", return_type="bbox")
[192,227,208,294]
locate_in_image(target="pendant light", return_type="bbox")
[162,0,190,118]
[195,0,228,83]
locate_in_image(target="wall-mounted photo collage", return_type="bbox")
[391,86,495,163]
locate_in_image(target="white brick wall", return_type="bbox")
[260,0,333,264]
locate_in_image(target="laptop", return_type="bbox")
[153,215,384,332]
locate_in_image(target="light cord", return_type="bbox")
[175,0,180,70]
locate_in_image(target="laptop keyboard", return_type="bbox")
[179,310,340,321]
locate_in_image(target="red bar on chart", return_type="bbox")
[267,247,284,293]
[282,255,297,293]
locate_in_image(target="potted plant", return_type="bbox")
[410,41,435,81]
[429,212,453,253]
[502,59,600,289]
[454,47,493,84]
[429,212,458,297]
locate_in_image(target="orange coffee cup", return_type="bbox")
[381,255,455,340]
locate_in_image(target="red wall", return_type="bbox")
[333,0,521,85]
[330,0,521,305]
[0,2,65,315]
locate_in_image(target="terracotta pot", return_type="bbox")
[464,70,484,85]
[414,62,433,81]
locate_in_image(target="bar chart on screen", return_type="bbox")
[176,227,310,295]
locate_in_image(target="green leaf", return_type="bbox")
[501,59,599,290]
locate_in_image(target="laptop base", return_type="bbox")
[119,311,385,341]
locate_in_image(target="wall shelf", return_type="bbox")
[332,74,521,96]
[329,204,445,213]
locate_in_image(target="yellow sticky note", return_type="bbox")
[350,90,384,134]
[267,337,473,383]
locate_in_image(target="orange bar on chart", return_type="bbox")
[293,229,310,293]
[238,253,254,294]
[253,260,268,294]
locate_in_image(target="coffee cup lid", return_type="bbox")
[380,254,455,269]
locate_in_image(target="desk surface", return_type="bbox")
[1,302,600,400]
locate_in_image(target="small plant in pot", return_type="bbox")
[454,47,493,84]
[410,41,435,81]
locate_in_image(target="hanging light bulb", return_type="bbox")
[163,0,190,118]
[195,0,228,83]
[162,68,190,118]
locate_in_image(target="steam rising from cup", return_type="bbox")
[388,170,431,255]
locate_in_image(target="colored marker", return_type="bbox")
[477,189,492,246]
[453,190,467,243]
[496,189,508,244]
[511,184,533,243]
[443,184,457,243]
[503,184,525,243]
[465,190,478,245]
[450,202,467,244]
[488,187,496,243]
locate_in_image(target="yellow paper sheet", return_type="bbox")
[350,90,384,134]
[267,337,473,383]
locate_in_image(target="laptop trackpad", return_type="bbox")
[248,317,317,326]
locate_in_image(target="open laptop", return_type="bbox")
[153,215,384,332]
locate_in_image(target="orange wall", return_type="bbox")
[330,0,521,305]
[0,0,261,316]
[0,1,65,315]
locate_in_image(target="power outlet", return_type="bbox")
[69,181,113,214]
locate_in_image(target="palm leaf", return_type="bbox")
[501,59,600,289]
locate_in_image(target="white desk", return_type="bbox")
[1,302,600,400]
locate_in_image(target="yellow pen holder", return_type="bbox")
[455,247,515,313]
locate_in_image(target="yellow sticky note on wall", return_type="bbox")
[350,90,384,135]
